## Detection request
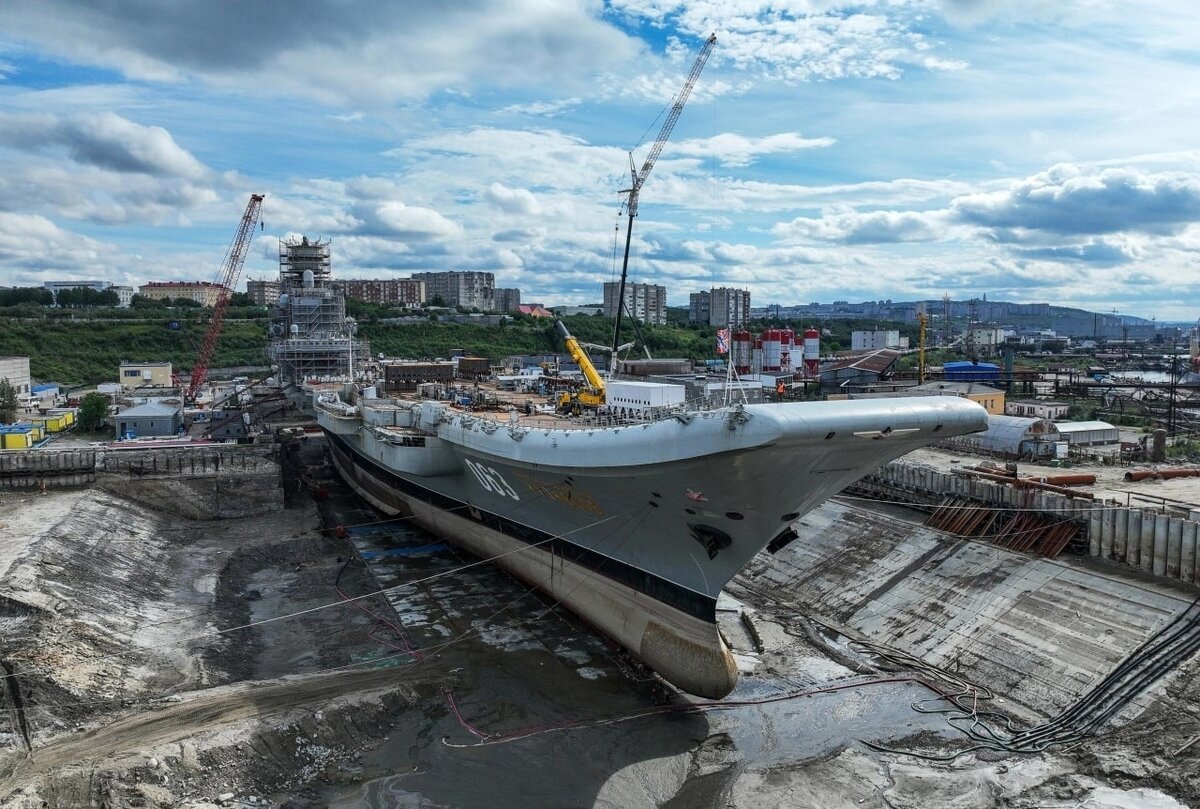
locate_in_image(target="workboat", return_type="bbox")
[317,385,986,697]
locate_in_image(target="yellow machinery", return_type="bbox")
[554,320,606,412]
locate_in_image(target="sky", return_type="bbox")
[1,1,1199,320]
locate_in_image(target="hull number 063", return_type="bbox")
[463,458,520,501]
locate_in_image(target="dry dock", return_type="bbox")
[0,437,1197,808]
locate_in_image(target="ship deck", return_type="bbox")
[374,378,736,432]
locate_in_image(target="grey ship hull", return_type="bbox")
[320,396,987,697]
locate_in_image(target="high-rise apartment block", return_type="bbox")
[246,279,281,306]
[689,287,750,327]
[493,287,521,314]
[411,271,496,310]
[334,278,426,308]
[602,282,667,325]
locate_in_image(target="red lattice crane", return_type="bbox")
[186,193,265,402]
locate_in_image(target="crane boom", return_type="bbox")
[556,320,606,392]
[627,32,717,218]
[186,193,265,401]
[612,33,716,356]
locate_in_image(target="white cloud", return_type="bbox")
[0,1,642,106]
[0,212,117,273]
[672,132,836,167]
[371,201,463,239]
[0,111,208,179]
[498,98,582,117]
[482,183,541,216]
[952,163,1200,238]
[773,208,949,243]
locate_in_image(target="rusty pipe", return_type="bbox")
[1125,467,1200,482]
[1031,473,1096,486]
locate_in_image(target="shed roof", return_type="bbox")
[912,381,1004,395]
[1054,420,1118,433]
[822,349,900,374]
[116,402,180,418]
[980,414,1059,441]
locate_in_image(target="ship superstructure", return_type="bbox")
[267,236,368,386]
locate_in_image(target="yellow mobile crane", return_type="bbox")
[555,320,606,413]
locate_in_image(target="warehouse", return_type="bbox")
[1055,420,1120,447]
[114,401,183,439]
[948,414,1064,459]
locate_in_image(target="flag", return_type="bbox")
[716,327,730,355]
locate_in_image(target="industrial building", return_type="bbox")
[602,282,667,325]
[948,414,1064,459]
[851,330,909,351]
[909,381,1006,415]
[267,236,368,385]
[1055,420,1120,447]
[0,356,31,403]
[138,281,226,307]
[819,349,901,391]
[114,401,183,439]
[382,362,455,392]
[119,361,174,391]
[1007,400,1070,419]
[411,271,495,310]
[944,360,1001,383]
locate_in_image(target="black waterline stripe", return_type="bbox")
[324,430,717,623]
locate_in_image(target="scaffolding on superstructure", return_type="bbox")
[267,235,367,384]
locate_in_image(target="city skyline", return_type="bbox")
[1,2,1199,319]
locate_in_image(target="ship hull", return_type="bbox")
[328,432,737,697]
[321,395,988,697]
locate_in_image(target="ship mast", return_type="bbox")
[612,33,717,358]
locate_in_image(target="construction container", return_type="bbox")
[48,408,77,426]
[0,426,34,450]
[33,414,68,433]
[11,422,44,442]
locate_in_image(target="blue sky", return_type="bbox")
[1,1,1199,320]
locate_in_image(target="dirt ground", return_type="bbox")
[0,438,1197,808]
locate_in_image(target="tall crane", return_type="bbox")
[611,33,717,357]
[186,193,265,402]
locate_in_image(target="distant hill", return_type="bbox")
[753,298,1157,339]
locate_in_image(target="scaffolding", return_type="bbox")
[267,235,367,384]
[279,235,331,289]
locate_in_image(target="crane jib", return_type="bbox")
[612,33,716,357]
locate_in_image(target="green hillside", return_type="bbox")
[0,304,917,387]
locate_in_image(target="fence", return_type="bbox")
[852,461,1200,587]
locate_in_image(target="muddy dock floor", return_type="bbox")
[0,436,1197,808]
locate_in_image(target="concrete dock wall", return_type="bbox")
[0,445,283,520]
[0,449,96,488]
[854,462,1200,588]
